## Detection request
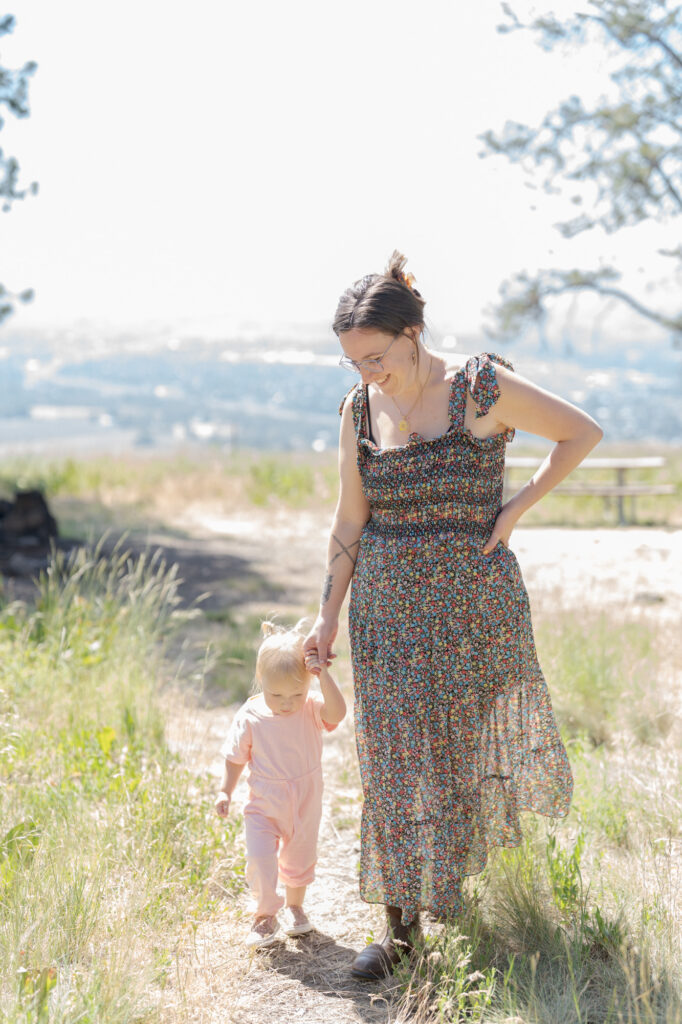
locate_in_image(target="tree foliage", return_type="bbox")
[0,13,36,325]
[481,0,682,343]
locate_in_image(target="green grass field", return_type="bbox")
[506,443,682,529]
[393,607,682,1023]
[1,443,679,534]
[0,542,243,1023]
[1,449,681,1022]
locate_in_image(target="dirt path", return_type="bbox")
[157,506,681,1023]
[167,703,395,1024]
[169,504,682,624]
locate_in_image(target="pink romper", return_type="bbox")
[221,691,337,916]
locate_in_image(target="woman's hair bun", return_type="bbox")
[385,250,419,296]
[332,249,425,336]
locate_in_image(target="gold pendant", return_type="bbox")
[399,419,408,432]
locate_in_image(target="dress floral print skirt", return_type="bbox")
[344,353,572,924]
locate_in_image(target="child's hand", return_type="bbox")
[305,647,336,675]
[215,791,231,818]
[305,648,323,676]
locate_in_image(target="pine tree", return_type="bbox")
[0,13,37,325]
[481,0,682,344]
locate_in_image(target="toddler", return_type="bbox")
[215,620,346,948]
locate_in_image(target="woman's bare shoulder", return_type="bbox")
[339,381,362,417]
[430,349,472,378]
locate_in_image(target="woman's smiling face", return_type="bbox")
[339,328,417,393]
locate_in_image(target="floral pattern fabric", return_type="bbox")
[344,353,572,923]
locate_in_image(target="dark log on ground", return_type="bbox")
[0,489,62,578]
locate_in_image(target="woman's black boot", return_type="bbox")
[350,906,420,980]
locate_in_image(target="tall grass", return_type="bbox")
[535,612,668,748]
[0,541,242,1024]
[392,610,682,1024]
[200,609,263,700]
[395,826,682,1023]
[2,449,681,1020]
[1,445,678,531]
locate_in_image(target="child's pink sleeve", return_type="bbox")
[310,692,338,734]
[220,706,252,764]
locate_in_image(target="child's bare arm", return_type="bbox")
[215,759,245,818]
[317,664,346,726]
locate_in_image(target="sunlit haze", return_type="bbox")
[1,0,677,340]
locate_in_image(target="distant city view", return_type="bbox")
[1,324,680,455]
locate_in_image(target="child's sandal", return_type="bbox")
[245,915,280,948]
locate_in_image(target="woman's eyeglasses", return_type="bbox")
[338,331,403,374]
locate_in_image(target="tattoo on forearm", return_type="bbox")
[330,534,360,568]
[321,573,333,604]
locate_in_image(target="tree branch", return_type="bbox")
[651,156,682,209]
[584,15,680,64]
[559,280,682,333]
[491,268,682,339]
[0,16,37,326]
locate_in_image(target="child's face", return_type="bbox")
[261,671,310,716]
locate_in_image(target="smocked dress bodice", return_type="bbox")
[345,353,515,539]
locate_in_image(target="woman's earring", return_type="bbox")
[411,351,417,365]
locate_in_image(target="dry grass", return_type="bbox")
[161,604,682,1024]
[0,449,340,541]
[2,448,681,1022]
[506,442,682,529]
[1,442,679,538]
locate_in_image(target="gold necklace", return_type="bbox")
[390,356,433,432]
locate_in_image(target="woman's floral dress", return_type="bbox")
[343,353,572,923]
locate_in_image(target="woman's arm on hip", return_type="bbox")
[482,366,603,552]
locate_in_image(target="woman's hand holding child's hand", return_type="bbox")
[304,648,323,677]
[215,791,231,818]
[303,618,338,671]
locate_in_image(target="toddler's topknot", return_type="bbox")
[256,619,309,688]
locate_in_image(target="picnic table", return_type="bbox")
[504,456,673,526]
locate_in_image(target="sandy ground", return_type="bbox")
[157,505,681,1023]
[172,503,682,623]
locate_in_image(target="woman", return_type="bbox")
[303,251,602,980]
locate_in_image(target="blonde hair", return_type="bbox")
[254,619,310,690]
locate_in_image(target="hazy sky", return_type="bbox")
[1,0,677,338]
